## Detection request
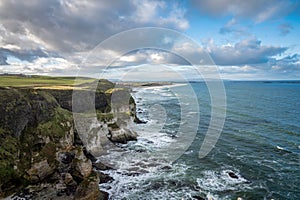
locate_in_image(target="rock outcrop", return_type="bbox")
[108,128,138,144]
[0,79,140,199]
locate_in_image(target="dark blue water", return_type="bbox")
[101,81,300,200]
[180,82,300,199]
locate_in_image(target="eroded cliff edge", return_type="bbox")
[0,79,139,199]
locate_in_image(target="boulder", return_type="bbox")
[25,160,55,183]
[99,190,109,200]
[70,148,93,183]
[59,152,75,165]
[93,162,112,171]
[74,149,93,178]
[228,171,239,179]
[74,172,100,200]
[63,173,74,185]
[192,195,206,200]
[98,172,114,184]
[108,128,137,144]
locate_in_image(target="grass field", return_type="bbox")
[0,75,96,88]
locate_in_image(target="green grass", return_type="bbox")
[97,112,114,122]
[105,87,128,94]
[35,107,73,138]
[0,75,96,87]
[0,128,19,184]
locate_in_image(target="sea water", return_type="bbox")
[99,81,300,200]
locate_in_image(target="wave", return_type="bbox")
[196,169,251,193]
[100,163,196,200]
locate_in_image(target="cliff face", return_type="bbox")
[0,88,58,137]
[0,80,138,199]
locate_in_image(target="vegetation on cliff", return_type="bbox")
[0,75,139,199]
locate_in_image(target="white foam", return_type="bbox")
[100,163,192,200]
[184,150,194,155]
[140,83,187,90]
[196,169,251,192]
[98,84,203,198]
[276,145,284,150]
[207,192,219,200]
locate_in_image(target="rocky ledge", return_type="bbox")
[0,79,140,199]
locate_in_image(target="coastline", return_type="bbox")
[2,77,299,199]
[96,82,189,199]
[0,76,140,200]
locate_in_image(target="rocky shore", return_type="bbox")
[0,79,139,199]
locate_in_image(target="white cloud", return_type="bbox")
[157,4,189,30]
[219,65,257,73]
[131,0,165,23]
[207,37,287,65]
[0,56,76,75]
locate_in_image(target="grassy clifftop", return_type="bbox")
[0,75,95,87]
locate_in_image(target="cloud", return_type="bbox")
[269,54,300,72]
[0,0,130,52]
[217,53,300,80]
[131,0,165,23]
[0,0,190,75]
[0,54,8,65]
[278,23,293,36]
[219,65,258,73]
[72,36,290,79]
[0,0,189,53]
[0,56,76,75]
[218,18,251,37]
[0,0,298,80]
[77,48,188,70]
[0,47,59,65]
[81,37,288,67]
[156,4,189,30]
[192,0,296,23]
[219,18,237,34]
[206,38,287,65]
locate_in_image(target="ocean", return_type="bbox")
[99,81,300,200]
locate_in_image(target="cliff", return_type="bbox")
[0,78,139,199]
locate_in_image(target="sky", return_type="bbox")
[0,0,299,80]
